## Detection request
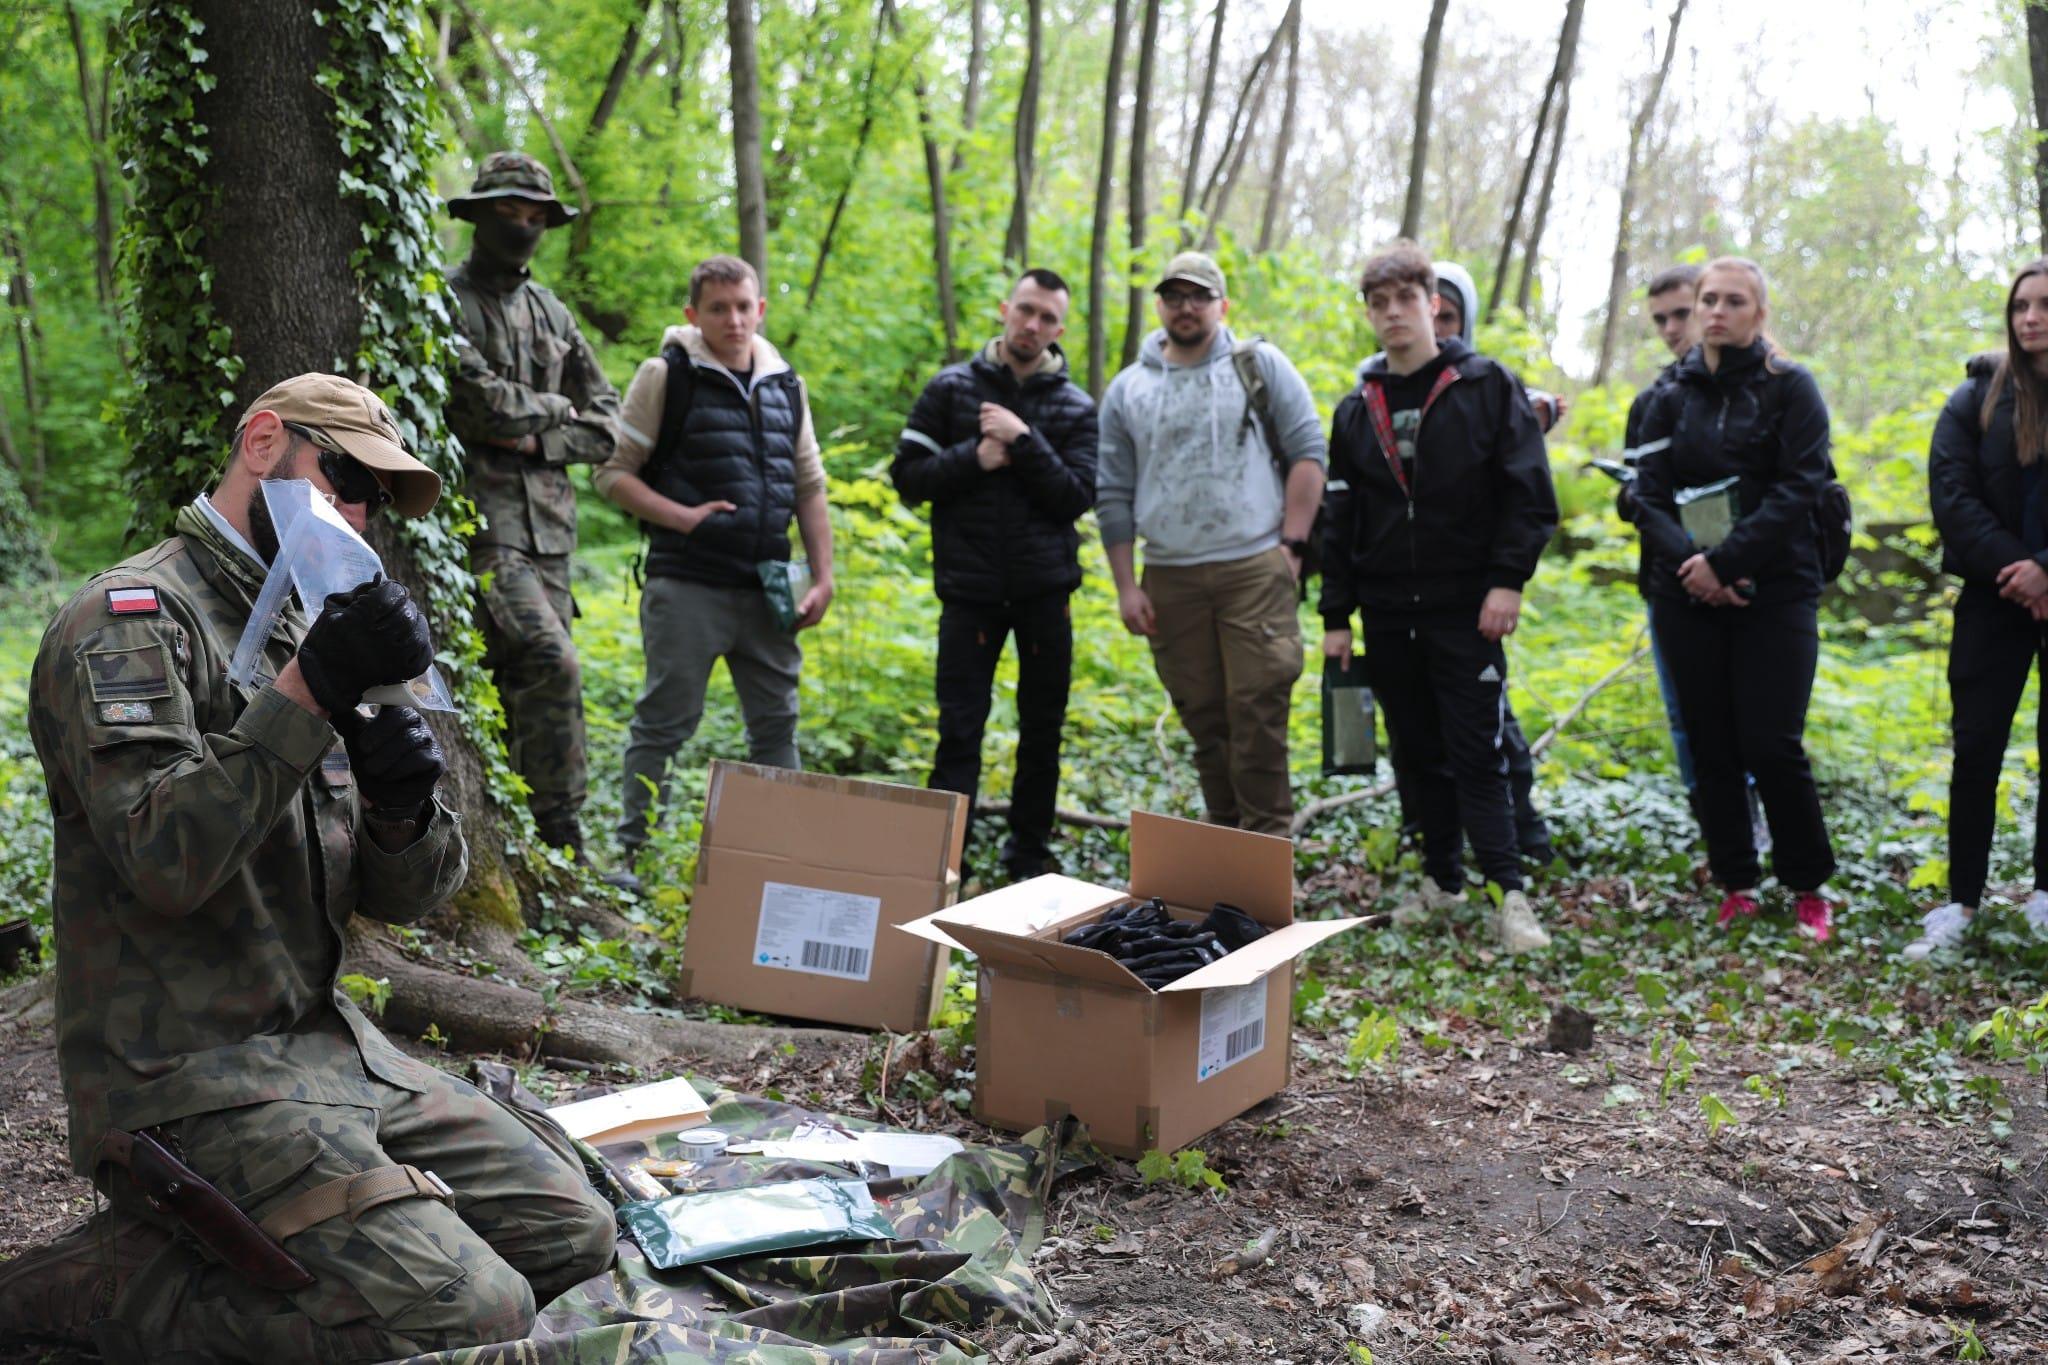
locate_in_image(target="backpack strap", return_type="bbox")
[651,342,697,469]
[1230,336,1282,467]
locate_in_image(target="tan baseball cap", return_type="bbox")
[1155,251,1226,297]
[235,373,442,518]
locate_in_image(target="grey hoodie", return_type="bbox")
[1096,325,1326,567]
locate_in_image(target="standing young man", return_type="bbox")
[892,270,1098,883]
[1321,243,1560,951]
[1098,251,1326,836]
[595,256,834,887]
[445,151,621,859]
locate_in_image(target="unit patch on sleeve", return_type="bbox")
[106,587,161,616]
[97,701,156,724]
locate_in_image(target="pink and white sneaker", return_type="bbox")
[1794,893,1833,943]
[1716,890,1760,927]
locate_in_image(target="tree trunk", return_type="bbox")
[2029,0,2048,251]
[1087,0,1133,396]
[1255,0,1302,254]
[65,6,118,316]
[1122,0,1163,368]
[728,0,770,291]
[1399,0,1451,241]
[884,0,959,360]
[801,4,893,311]
[1516,80,1570,316]
[1004,0,1044,267]
[1194,12,1287,247]
[587,3,650,139]
[951,0,985,173]
[1593,0,1688,385]
[1177,0,1227,245]
[1487,0,1583,319]
[0,201,47,494]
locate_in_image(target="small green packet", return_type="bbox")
[1321,653,1375,775]
[618,1176,893,1270]
[1676,476,1742,549]
[756,558,814,633]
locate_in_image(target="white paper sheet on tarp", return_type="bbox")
[731,1122,965,1178]
[752,881,881,981]
[1197,978,1268,1082]
[226,479,455,710]
[546,1074,712,1147]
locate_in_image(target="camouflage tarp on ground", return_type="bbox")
[385,1079,1096,1365]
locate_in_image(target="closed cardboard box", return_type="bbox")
[901,812,1364,1157]
[679,761,967,1033]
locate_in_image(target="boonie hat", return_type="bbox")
[446,151,576,227]
[236,374,442,519]
[1155,251,1226,298]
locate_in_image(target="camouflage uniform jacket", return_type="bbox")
[448,255,621,554]
[28,503,470,1174]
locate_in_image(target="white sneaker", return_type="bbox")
[2024,890,2048,938]
[1391,876,1460,927]
[1492,889,1552,952]
[1902,903,1971,961]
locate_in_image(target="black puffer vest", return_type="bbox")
[643,346,802,587]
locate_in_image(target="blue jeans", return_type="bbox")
[1648,606,1697,792]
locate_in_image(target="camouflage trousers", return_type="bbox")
[476,546,587,827]
[95,1065,616,1364]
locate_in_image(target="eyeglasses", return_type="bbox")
[1158,289,1218,310]
[283,423,392,510]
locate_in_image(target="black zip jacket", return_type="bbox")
[890,341,1098,605]
[1319,336,1559,627]
[1930,352,2048,585]
[1630,338,1832,605]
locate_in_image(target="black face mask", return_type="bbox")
[474,212,544,268]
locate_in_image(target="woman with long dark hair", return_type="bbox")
[1630,257,1839,940]
[1913,259,2048,957]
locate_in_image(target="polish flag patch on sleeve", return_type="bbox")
[106,587,161,616]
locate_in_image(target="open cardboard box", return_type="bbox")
[678,760,967,1033]
[901,811,1363,1157]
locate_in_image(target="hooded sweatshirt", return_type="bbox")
[1096,325,1326,567]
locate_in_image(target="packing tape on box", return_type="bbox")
[1141,995,1160,1038]
[1054,980,1083,1019]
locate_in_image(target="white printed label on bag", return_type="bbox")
[1196,978,1269,1081]
[752,881,881,982]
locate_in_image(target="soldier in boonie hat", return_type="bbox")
[446,150,576,227]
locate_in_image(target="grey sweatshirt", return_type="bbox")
[1096,325,1327,567]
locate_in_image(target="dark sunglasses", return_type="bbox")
[1158,289,1218,310]
[283,423,393,509]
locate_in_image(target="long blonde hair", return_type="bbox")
[1982,258,2048,468]
[1697,256,1792,374]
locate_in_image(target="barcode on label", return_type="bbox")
[800,940,870,978]
[1224,1019,1264,1063]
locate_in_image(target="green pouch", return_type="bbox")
[1676,476,1742,550]
[756,558,813,633]
[618,1176,893,1270]
[1321,653,1375,776]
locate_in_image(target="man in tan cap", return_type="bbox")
[0,372,616,1360]
[446,150,621,858]
[1097,251,1328,836]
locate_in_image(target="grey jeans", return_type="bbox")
[616,576,802,851]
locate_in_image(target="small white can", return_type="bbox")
[676,1127,728,1160]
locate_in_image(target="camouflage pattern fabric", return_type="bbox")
[387,1082,1098,1365]
[102,1067,616,1363]
[473,546,586,825]
[25,502,470,1175]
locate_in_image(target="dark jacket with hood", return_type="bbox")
[891,340,1099,604]
[1929,350,2048,586]
[1630,338,1833,606]
[1319,335,1559,627]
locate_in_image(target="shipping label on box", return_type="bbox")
[1197,978,1268,1081]
[753,881,881,982]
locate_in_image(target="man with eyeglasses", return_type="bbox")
[445,151,622,860]
[1097,251,1327,836]
[5,372,617,1359]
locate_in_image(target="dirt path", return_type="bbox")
[2,1011,2043,1363]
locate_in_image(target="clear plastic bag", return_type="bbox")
[227,480,455,710]
[1676,475,1743,550]
[1321,653,1375,776]
[617,1176,894,1270]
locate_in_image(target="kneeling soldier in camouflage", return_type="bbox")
[0,374,616,1362]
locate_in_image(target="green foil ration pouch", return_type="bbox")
[756,558,814,633]
[618,1176,894,1270]
[1675,475,1743,550]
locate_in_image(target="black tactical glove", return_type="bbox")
[296,575,433,717]
[336,705,445,817]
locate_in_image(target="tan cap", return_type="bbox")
[236,374,442,519]
[1155,251,1226,297]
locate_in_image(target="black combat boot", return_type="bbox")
[0,1208,170,1345]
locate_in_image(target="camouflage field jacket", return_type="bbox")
[448,255,621,555]
[28,503,468,1173]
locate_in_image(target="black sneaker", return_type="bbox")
[599,867,644,896]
